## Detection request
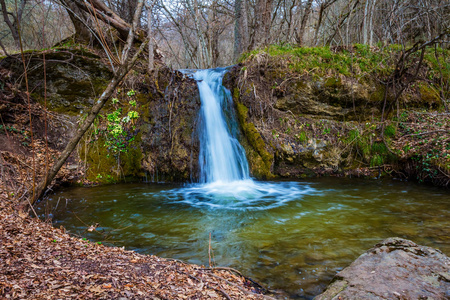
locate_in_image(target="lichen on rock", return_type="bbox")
[315,237,450,300]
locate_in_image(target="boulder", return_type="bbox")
[315,237,450,299]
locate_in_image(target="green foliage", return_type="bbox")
[370,154,384,167]
[345,129,360,143]
[371,142,387,154]
[99,90,141,156]
[0,125,30,146]
[128,111,139,120]
[240,44,448,84]
[295,131,308,143]
[384,125,396,138]
[344,129,369,156]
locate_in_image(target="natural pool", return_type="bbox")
[36,178,450,299]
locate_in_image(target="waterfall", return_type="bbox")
[163,67,309,211]
[194,68,249,183]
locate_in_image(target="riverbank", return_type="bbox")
[0,52,272,299]
[0,195,272,299]
[1,44,449,299]
[225,45,450,186]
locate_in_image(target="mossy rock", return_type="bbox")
[235,97,274,179]
[1,49,113,115]
[418,84,440,108]
[79,134,143,183]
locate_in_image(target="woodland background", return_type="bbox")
[1,0,449,69]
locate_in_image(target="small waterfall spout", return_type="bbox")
[162,67,309,211]
[194,68,249,183]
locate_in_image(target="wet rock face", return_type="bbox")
[273,77,377,119]
[223,66,354,179]
[0,50,113,115]
[140,69,201,181]
[315,238,450,300]
[1,51,201,182]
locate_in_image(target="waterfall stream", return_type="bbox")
[36,71,450,300]
[195,68,249,183]
[166,68,310,210]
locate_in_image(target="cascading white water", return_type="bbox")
[194,68,249,183]
[159,67,312,211]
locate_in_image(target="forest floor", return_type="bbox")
[0,195,272,299]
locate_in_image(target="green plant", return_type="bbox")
[384,125,396,137]
[295,131,308,143]
[272,130,279,138]
[370,154,384,167]
[128,111,139,120]
[102,92,140,156]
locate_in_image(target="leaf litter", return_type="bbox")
[0,198,275,299]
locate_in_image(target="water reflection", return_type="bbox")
[37,178,450,299]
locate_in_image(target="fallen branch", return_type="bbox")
[401,129,449,138]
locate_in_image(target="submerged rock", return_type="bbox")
[315,237,450,299]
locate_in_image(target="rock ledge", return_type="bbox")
[315,237,450,299]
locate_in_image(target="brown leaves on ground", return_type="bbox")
[0,62,272,300]
[0,199,272,299]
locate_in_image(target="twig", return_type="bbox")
[207,273,275,299]
[204,266,244,277]
[401,129,449,138]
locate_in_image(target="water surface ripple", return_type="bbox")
[38,178,450,299]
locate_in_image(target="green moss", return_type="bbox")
[358,137,370,157]
[295,131,308,143]
[343,129,360,144]
[240,43,449,86]
[370,85,385,102]
[343,129,371,159]
[384,124,396,137]
[236,100,274,179]
[418,83,439,106]
[370,154,384,167]
[371,142,388,154]
[80,132,142,183]
[324,77,342,89]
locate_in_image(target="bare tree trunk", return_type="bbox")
[296,0,313,46]
[363,0,370,44]
[0,0,27,49]
[313,3,325,45]
[369,0,377,45]
[30,1,148,206]
[146,1,155,72]
[234,0,249,61]
[59,0,92,43]
[313,0,338,45]
[207,0,220,66]
[70,0,133,40]
[252,0,273,48]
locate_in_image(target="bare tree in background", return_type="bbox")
[0,0,27,49]
[1,0,448,70]
[31,0,149,204]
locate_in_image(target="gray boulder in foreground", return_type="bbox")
[315,238,450,299]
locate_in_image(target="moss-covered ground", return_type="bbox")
[230,44,449,186]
